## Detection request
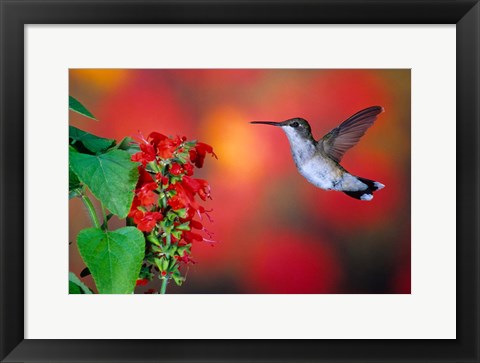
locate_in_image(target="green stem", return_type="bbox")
[160,233,172,294]
[101,203,108,229]
[81,195,100,228]
[160,277,168,294]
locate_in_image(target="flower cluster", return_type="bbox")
[130,132,217,290]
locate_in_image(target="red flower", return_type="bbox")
[128,197,141,218]
[154,173,169,187]
[147,132,168,147]
[169,163,183,176]
[183,230,203,243]
[189,142,217,168]
[189,220,203,229]
[175,252,196,264]
[157,139,176,159]
[131,168,157,207]
[137,167,154,185]
[156,135,183,159]
[136,278,149,286]
[183,162,194,176]
[132,210,163,232]
[128,131,217,287]
[161,176,169,187]
[184,207,197,220]
[131,142,156,166]
[182,176,211,201]
[167,178,211,215]
[167,183,196,211]
[137,182,157,206]
[168,190,188,211]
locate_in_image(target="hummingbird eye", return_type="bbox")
[291,121,299,128]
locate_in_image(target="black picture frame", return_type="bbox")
[1,1,478,362]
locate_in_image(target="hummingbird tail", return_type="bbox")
[343,177,385,201]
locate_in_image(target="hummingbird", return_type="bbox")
[251,106,385,201]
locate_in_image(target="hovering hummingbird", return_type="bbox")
[251,106,385,201]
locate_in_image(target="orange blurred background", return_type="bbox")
[69,69,410,294]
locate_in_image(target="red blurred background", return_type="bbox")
[69,69,411,294]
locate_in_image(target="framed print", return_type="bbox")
[67,68,411,296]
[1,1,479,362]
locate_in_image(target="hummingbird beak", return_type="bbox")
[250,121,282,126]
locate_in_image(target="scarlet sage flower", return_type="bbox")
[182,176,211,201]
[137,182,158,206]
[183,162,194,176]
[183,230,204,243]
[189,142,217,168]
[132,210,163,232]
[137,167,154,185]
[157,140,175,159]
[131,142,156,166]
[169,163,183,176]
[129,131,216,292]
[167,183,199,211]
[167,194,187,211]
[128,197,141,218]
[189,220,203,230]
[147,132,168,145]
[157,136,183,159]
[175,252,195,264]
[136,278,149,286]
[130,168,158,207]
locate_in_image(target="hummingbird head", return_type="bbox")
[250,117,312,139]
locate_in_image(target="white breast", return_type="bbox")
[282,128,338,190]
[298,157,337,190]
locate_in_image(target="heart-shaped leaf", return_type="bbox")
[69,96,97,120]
[69,126,115,154]
[77,227,145,294]
[69,149,139,218]
[69,272,93,294]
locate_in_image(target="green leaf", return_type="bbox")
[174,208,187,218]
[171,230,182,240]
[69,272,93,294]
[69,149,139,218]
[69,126,115,154]
[139,265,154,280]
[77,227,145,294]
[172,270,184,286]
[146,234,161,246]
[69,96,97,120]
[175,222,190,231]
[69,154,83,199]
[166,210,179,222]
[168,258,178,270]
[113,137,141,155]
[154,257,169,272]
[69,166,82,189]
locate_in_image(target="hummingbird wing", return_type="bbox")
[319,106,384,163]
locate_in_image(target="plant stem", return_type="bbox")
[81,194,101,228]
[101,203,108,229]
[160,277,168,294]
[160,233,172,294]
